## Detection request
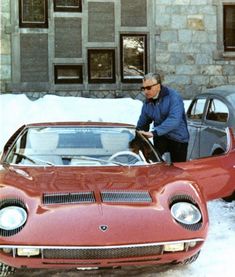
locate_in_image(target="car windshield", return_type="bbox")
[4,126,160,166]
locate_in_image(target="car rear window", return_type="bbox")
[206,99,229,123]
[187,98,206,120]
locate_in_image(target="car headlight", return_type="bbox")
[0,206,27,230]
[171,202,201,225]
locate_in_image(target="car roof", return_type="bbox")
[24,122,135,128]
[199,85,235,99]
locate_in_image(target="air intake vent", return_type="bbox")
[43,245,161,259]
[43,192,95,205]
[101,191,152,203]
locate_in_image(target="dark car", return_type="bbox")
[187,85,235,160]
[0,122,235,275]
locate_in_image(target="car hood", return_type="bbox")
[0,164,206,246]
[0,163,193,193]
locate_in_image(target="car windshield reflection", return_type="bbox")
[4,126,160,166]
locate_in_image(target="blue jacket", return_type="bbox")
[137,85,189,143]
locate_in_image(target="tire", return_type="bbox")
[222,191,235,202]
[180,251,200,265]
[0,263,15,276]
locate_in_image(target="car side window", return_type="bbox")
[187,98,206,120]
[206,99,229,122]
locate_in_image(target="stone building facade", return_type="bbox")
[0,0,235,100]
[1,1,11,93]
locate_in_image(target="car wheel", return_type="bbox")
[222,191,235,202]
[0,263,15,276]
[180,251,200,265]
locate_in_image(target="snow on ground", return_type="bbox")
[0,94,234,277]
[155,200,235,277]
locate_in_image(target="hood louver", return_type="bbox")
[43,192,95,205]
[101,191,152,203]
[42,191,152,204]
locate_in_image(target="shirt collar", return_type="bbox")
[146,85,168,103]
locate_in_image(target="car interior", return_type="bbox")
[5,127,159,166]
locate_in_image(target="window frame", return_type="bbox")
[54,64,83,84]
[120,34,147,83]
[205,98,229,123]
[19,0,48,28]
[223,4,235,52]
[87,49,116,84]
[53,0,82,12]
[187,98,207,121]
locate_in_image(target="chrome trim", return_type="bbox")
[0,238,204,250]
[226,127,232,153]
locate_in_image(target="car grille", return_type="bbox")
[43,192,95,204]
[43,245,162,259]
[43,191,152,204]
[1,239,204,262]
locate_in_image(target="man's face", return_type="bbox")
[142,79,161,99]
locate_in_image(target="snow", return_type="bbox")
[0,94,191,151]
[156,200,235,277]
[0,94,234,276]
[0,94,143,150]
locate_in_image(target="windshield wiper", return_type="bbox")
[73,156,125,166]
[13,152,54,166]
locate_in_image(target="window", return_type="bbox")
[120,34,147,83]
[19,0,48,28]
[206,99,229,122]
[54,65,83,84]
[53,0,82,12]
[187,98,207,120]
[224,5,235,51]
[88,49,115,84]
[15,0,154,90]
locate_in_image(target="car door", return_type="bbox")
[175,128,235,201]
[186,97,207,160]
[199,97,229,157]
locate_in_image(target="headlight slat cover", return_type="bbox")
[0,199,27,237]
[171,201,202,231]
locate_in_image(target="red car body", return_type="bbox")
[0,122,234,272]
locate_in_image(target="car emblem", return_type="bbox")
[99,225,108,232]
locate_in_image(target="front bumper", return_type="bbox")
[0,238,204,269]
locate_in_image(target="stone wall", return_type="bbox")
[155,0,235,98]
[0,0,11,93]
[0,0,235,99]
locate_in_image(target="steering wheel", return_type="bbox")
[108,151,142,164]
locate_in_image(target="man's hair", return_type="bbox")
[143,72,162,84]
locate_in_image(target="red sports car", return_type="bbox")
[0,122,234,275]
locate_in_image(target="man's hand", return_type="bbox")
[138,131,153,138]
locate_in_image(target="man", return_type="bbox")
[136,72,189,162]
